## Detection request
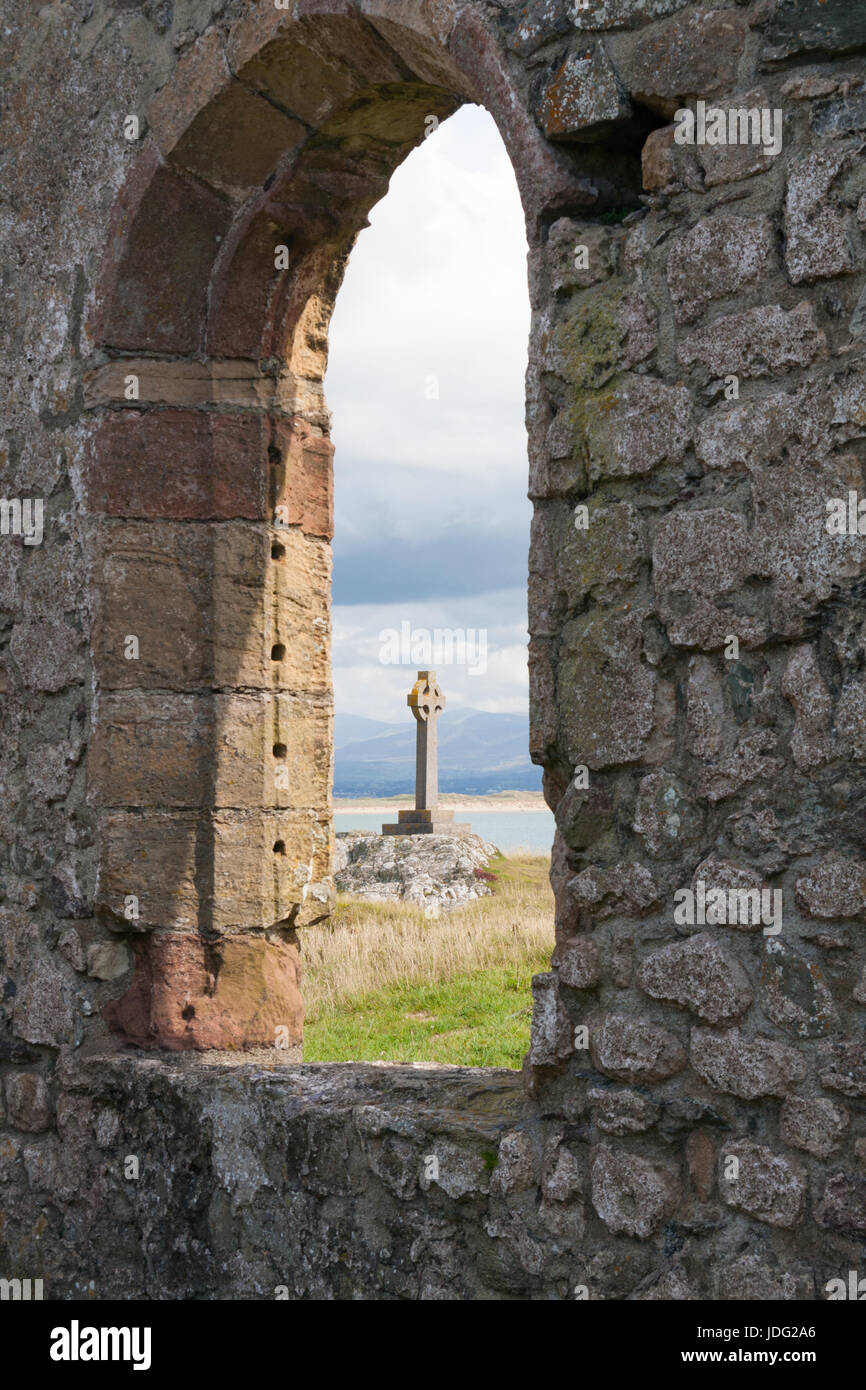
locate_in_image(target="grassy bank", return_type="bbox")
[302,853,554,1068]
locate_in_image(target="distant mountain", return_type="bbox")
[333,708,542,796]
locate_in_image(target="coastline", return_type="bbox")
[333,792,550,814]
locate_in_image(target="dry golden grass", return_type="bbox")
[301,853,555,1022]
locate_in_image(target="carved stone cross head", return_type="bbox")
[408,672,447,728]
[407,671,445,724]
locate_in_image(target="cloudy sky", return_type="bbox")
[325,103,532,720]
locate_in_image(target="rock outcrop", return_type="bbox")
[334,832,499,913]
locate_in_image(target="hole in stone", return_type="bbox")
[271,643,286,661]
[271,541,286,560]
[273,743,287,759]
[273,840,286,856]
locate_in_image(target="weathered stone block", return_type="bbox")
[796,853,866,920]
[781,645,835,772]
[685,658,725,759]
[93,521,332,695]
[784,145,857,284]
[591,1013,687,1083]
[818,1041,866,1098]
[91,690,331,813]
[581,374,691,480]
[637,934,754,1024]
[4,1072,52,1133]
[89,692,211,809]
[817,1171,866,1234]
[567,861,659,918]
[590,1144,680,1237]
[588,1087,659,1135]
[696,90,777,187]
[87,411,271,520]
[716,1252,813,1301]
[691,1028,806,1098]
[539,44,631,139]
[640,124,703,192]
[632,770,706,858]
[780,1095,848,1158]
[550,286,657,393]
[666,214,776,324]
[166,80,306,191]
[759,0,866,63]
[230,23,396,128]
[761,940,836,1039]
[686,1129,715,1202]
[212,524,331,694]
[86,941,132,982]
[546,219,618,293]
[652,508,765,650]
[720,1141,806,1228]
[613,7,746,117]
[212,811,332,932]
[529,972,573,1065]
[271,418,334,539]
[552,935,600,990]
[508,0,572,56]
[811,85,866,138]
[11,959,75,1048]
[93,521,213,691]
[213,694,332,811]
[557,608,657,769]
[97,811,200,931]
[530,499,646,628]
[678,302,827,378]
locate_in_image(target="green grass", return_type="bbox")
[302,852,554,1068]
[303,962,546,1068]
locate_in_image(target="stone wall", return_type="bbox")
[2,0,866,1297]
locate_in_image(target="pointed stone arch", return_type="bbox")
[83,1,609,1049]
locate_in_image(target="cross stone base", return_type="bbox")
[382,808,473,837]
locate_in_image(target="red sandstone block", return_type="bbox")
[87,410,270,519]
[206,210,288,360]
[95,162,231,354]
[147,29,232,157]
[103,931,304,1051]
[272,418,334,539]
[168,80,306,192]
[229,17,379,128]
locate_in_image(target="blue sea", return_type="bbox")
[333,809,556,855]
